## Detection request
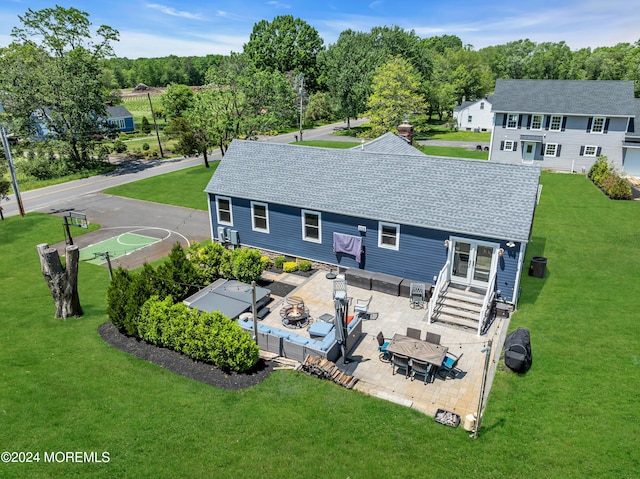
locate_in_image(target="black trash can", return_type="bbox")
[529,256,547,278]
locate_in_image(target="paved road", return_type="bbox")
[2,118,368,218]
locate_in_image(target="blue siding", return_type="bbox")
[122,117,135,132]
[209,194,523,302]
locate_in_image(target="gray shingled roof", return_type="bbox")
[491,79,636,116]
[106,105,132,118]
[205,140,540,242]
[354,132,425,156]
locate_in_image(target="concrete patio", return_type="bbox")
[257,269,511,421]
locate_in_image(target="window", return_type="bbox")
[251,201,269,233]
[216,196,233,226]
[480,102,485,110]
[583,145,597,157]
[544,143,558,156]
[526,144,534,154]
[378,222,400,250]
[109,119,126,129]
[504,140,515,151]
[301,210,321,243]
[549,115,562,131]
[531,115,543,130]
[506,114,519,129]
[591,117,605,133]
[467,115,472,123]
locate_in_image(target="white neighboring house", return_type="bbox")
[453,97,493,132]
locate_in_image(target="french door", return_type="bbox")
[450,238,498,288]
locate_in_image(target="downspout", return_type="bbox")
[207,193,214,241]
[487,112,496,161]
[512,243,525,310]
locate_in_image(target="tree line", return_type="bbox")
[1,6,639,172]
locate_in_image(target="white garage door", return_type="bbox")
[624,148,640,176]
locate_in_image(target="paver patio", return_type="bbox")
[258,270,511,421]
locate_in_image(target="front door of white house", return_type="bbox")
[450,238,499,288]
[522,142,536,162]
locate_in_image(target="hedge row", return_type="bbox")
[137,296,259,373]
[587,156,632,200]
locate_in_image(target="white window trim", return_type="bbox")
[590,117,605,134]
[250,201,269,233]
[504,140,515,152]
[467,115,472,123]
[301,209,322,244]
[584,145,598,157]
[544,143,558,157]
[506,114,519,129]
[378,222,400,251]
[531,114,543,130]
[216,196,233,226]
[549,115,563,132]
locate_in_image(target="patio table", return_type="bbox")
[386,334,448,367]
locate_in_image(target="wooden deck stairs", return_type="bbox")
[428,283,485,331]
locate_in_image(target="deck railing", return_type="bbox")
[427,260,450,324]
[477,270,497,336]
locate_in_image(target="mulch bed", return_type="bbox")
[98,322,274,390]
[256,279,297,298]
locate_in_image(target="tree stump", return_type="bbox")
[36,243,83,319]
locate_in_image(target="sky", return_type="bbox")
[0,0,638,59]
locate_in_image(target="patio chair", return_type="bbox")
[409,282,426,309]
[376,331,391,363]
[425,332,441,345]
[406,327,421,340]
[392,353,411,378]
[438,352,463,379]
[333,278,348,301]
[410,358,431,384]
[354,295,372,319]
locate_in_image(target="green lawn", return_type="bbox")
[294,140,359,149]
[417,144,489,160]
[1,173,639,477]
[103,162,218,210]
[417,130,492,142]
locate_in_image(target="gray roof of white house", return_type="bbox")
[354,132,425,156]
[205,140,540,242]
[491,79,636,116]
[106,105,133,118]
[454,96,493,112]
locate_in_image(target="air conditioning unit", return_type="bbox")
[217,226,227,243]
[229,229,240,246]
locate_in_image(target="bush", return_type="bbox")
[154,243,201,301]
[283,261,298,272]
[297,260,312,272]
[230,248,265,283]
[606,176,632,200]
[112,139,127,153]
[260,255,272,270]
[187,241,227,284]
[588,156,610,184]
[588,155,632,200]
[273,256,286,269]
[142,142,150,151]
[106,266,153,335]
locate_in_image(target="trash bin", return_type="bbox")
[529,256,547,278]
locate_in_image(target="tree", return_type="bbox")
[243,15,324,91]
[162,83,194,119]
[36,243,82,319]
[366,56,425,137]
[0,6,119,166]
[164,116,210,167]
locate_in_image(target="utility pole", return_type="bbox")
[0,104,25,217]
[296,73,304,142]
[147,93,164,158]
[473,339,493,439]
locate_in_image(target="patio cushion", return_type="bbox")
[270,328,291,340]
[308,321,334,338]
[288,335,309,346]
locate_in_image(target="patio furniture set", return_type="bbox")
[377,328,463,384]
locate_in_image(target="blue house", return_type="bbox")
[106,105,135,133]
[205,134,540,333]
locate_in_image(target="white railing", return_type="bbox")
[427,260,450,324]
[477,270,497,336]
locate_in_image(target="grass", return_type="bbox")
[293,140,358,149]
[2,174,639,477]
[8,163,117,193]
[121,95,166,126]
[103,162,218,210]
[417,144,489,160]
[417,130,492,142]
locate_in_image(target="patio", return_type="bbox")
[256,269,511,420]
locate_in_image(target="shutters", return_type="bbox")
[545,116,551,130]
[513,141,518,151]
[502,114,507,128]
[541,143,545,155]
[561,116,567,131]
[517,115,523,128]
[500,141,504,150]
[603,118,610,133]
[629,118,635,133]
[556,145,562,157]
[596,147,602,156]
[586,117,593,132]
[579,146,585,156]
[526,115,532,129]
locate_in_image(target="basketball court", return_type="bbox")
[79,232,162,265]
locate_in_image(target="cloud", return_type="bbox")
[145,3,204,20]
[267,1,291,9]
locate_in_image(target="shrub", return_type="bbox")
[274,256,286,269]
[230,248,265,283]
[154,243,201,301]
[260,255,272,269]
[141,116,152,134]
[588,156,611,184]
[588,155,632,200]
[297,260,312,272]
[187,241,227,284]
[107,266,153,335]
[113,139,127,153]
[142,142,150,151]
[283,261,298,272]
[606,176,632,200]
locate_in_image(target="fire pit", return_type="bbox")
[280,303,310,328]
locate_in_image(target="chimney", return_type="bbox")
[397,117,413,145]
